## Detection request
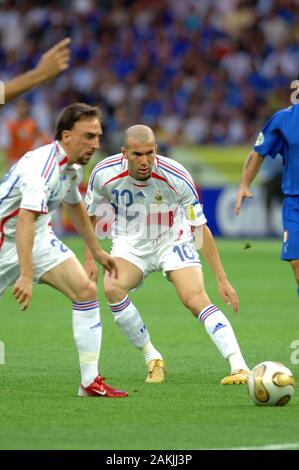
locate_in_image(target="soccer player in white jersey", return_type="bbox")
[84,125,250,385]
[0,103,127,398]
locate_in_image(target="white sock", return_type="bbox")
[72,300,102,387]
[198,304,249,372]
[141,341,163,363]
[109,296,162,363]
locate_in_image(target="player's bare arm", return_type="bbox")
[200,224,239,313]
[83,215,99,282]
[63,201,118,279]
[234,150,264,215]
[3,38,71,103]
[14,209,39,311]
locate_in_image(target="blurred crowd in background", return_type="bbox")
[0,0,299,155]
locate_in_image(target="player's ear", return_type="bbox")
[61,129,72,144]
[121,146,127,159]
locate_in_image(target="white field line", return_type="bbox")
[207,443,299,450]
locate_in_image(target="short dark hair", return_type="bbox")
[55,102,100,140]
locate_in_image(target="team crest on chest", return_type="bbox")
[154,191,163,203]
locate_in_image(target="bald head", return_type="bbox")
[123,125,156,148]
[121,125,157,180]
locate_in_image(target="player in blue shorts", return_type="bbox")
[235,103,299,298]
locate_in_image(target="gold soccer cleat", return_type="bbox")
[220,369,251,385]
[145,359,166,383]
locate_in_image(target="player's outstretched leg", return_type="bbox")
[169,268,250,385]
[109,295,166,383]
[198,304,250,385]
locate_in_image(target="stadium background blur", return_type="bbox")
[0,0,293,236]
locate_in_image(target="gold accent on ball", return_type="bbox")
[273,373,296,388]
[253,365,269,402]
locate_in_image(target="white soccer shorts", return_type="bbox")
[0,227,74,297]
[111,237,202,280]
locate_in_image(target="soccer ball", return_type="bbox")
[247,361,296,406]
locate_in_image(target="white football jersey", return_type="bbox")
[86,153,207,255]
[0,141,82,248]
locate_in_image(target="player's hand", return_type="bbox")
[84,257,99,283]
[234,187,253,215]
[13,275,33,311]
[36,38,71,80]
[95,251,119,279]
[217,278,239,314]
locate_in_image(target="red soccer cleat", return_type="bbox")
[78,375,128,398]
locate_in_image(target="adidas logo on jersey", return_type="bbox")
[135,191,146,199]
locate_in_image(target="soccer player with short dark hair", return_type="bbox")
[0,102,127,398]
[235,100,299,299]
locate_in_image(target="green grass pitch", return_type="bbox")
[0,237,298,450]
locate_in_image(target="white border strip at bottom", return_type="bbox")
[208,443,299,450]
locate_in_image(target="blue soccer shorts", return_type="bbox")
[281,196,299,261]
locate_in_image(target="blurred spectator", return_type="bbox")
[3,98,50,168]
[0,0,298,151]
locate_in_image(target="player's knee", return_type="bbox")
[104,281,127,303]
[73,279,98,302]
[181,292,205,316]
